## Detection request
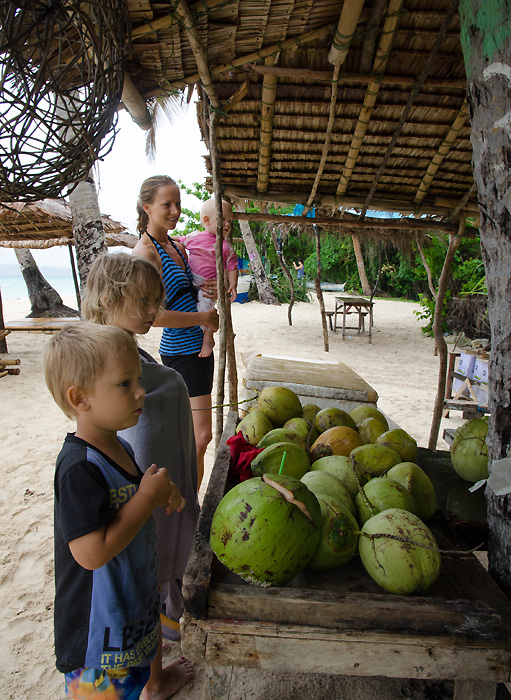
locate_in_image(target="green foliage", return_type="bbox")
[413,292,451,335]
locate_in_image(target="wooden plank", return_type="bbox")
[5,317,79,331]
[208,583,507,640]
[453,680,498,700]
[245,355,378,402]
[182,411,238,619]
[201,622,511,681]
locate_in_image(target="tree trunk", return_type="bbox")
[238,218,280,305]
[269,224,295,325]
[352,233,371,295]
[0,289,8,353]
[459,0,511,596]
[314,225,329,352]
[68,171,107,288]
[427,230,462,451]
[14,249,79,318]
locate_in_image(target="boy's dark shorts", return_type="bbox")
[161,352,214,398]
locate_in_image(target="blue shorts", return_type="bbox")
[64,666,150,700]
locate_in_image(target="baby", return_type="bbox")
[178,198,238,358]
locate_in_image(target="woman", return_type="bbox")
[132,175,218,489]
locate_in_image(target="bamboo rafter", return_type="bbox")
[256,56,278,194]
[335,0,404,198]
[242,65,466,90]
[414,101,469,205]
[306,0,365,210]
[161,24,335,94]
[359,0,459,218]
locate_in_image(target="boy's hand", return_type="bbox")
[165,481,186,515]
[201,279,218,301]
[139,464,172,509]
[228,285,237,302]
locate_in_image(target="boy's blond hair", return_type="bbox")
[44,323,138,419]
[82,252,164,326]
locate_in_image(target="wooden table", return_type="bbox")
[244,354,378,412]
[182,412,511,700]
[333,295,374,342]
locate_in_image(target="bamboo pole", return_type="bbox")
[428,218,464,451]
[223,186,479,218]
[0,358,20,366]
[414,102,469,205]
[335,0,404,198]
[132,0,229,39]
[243,64,467,90]
[233,211,473,235]
[360,0,460,218]
[173,0,238,443]
[162,24,335,93]
[256,56,278,194]
[327,0,366,65]
[121,73,152,130]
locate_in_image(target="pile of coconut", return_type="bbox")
[210,387,443,595]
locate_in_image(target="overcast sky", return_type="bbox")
[1,101,209,269]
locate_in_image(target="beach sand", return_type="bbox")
[0,293,465,699]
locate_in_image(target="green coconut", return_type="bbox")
[314,407,357,434]
[235,409,274,446]
[306,495,359,571]
[210,474,321,586]
[376,428,418,463]
[257,386,303,427]
[357,417,388,445]
[450,418,489,483]
[355,476,419,526]
[310,455,365,499]
[257,427,307,451]
[302,403,321,427]
[349,405,389,430]
[385,462,437,521]
[251,441,310,480]
[301,470,356,518]
[359,508,441,595]
[350,443,402,478]
[284,417,319,448]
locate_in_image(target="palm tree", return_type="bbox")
[14,248,78,318]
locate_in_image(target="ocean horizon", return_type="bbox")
[1,265,77,302]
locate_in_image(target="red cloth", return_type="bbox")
[227,432,264,483]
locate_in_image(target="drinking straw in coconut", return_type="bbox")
[279,451,287,475]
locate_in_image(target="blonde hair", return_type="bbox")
[44,323,138,419]
[136,175,178,235]
[82,252,164,326]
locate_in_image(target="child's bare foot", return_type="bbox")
[141,657,194,700]
[198,332,215,358]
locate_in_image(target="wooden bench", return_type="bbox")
[325,310,368,332]
[4,317,79,333]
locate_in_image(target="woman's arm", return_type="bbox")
[153,307,219,331]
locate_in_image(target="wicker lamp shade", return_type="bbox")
[0,0,131,202]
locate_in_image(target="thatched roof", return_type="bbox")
[0,200,137,249]
[125,0,476,233]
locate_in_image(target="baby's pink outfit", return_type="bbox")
[178,231,238,317]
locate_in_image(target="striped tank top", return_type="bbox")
[149,234,203,356]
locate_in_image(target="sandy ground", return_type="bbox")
[0,292,467,699]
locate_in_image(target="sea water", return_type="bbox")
[0,268,77,301]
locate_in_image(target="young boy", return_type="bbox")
[178,197,238,358]
[44,323,187,699]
